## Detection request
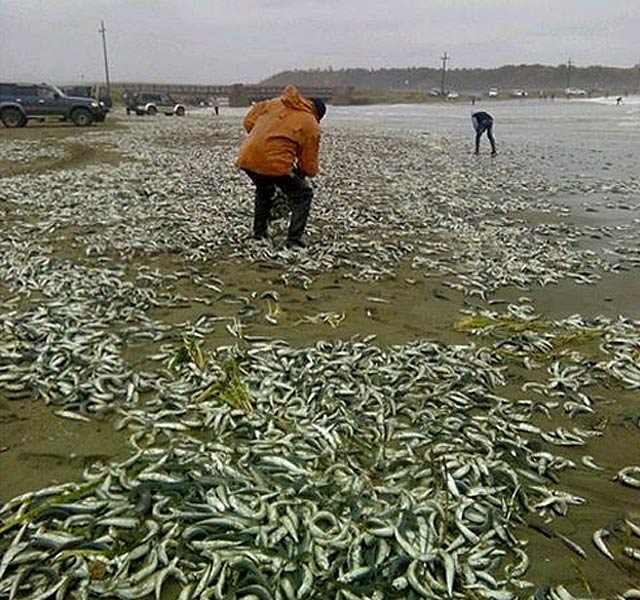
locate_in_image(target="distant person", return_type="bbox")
[236,85,326,249]
[123,92,131,116]
[616,96,623,106]
[471,111,497,155]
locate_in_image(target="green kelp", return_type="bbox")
[194,356,253,413]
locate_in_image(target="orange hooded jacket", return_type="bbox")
[236,85,321,177]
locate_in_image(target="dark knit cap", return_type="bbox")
[310,97,326,121]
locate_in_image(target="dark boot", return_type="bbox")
[285,238,307,249]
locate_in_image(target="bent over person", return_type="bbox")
[471,111,497,155]
[236,85,326,249]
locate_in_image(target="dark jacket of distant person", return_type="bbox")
[471,111,493,132]
[236,85,321,177]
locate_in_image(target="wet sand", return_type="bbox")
[0,397,128,501]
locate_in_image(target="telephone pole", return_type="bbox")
[565,58,573,92]
[99,20,111,99]
[440,52,450,96]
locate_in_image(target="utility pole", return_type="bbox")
[99,20,111,99]
[566,58,573,93]
[440,52,450,97]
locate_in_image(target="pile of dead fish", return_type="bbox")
[3,320,639,598]
[458,303,640,593]
[0,336,597,599]
[0,139,65,164]
[0,255,191,415]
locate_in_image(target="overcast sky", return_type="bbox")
[1,0,638,85]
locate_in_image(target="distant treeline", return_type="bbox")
[261,64,640,94]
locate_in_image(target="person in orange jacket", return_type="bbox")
[237,85,326,249]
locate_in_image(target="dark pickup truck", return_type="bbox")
[0,82,108,128]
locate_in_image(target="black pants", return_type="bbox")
[244,170,313,243]
[475,123,496,154]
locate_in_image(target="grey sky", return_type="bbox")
[1,0,638,85]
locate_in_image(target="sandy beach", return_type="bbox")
[0,99,639,598]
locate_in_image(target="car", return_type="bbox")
[511,89,528,98]
[566,88,588,97]
[446,91,460,99]
[0,82,108,128]
[123,91,186,117]
[488,88,499,97]
[429,88,442,97]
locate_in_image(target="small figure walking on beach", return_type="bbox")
[471,111,497,155]
[616,96,623,106]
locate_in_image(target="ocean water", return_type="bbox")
[218,96,640,144]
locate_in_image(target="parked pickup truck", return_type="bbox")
[0,82,108,127]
